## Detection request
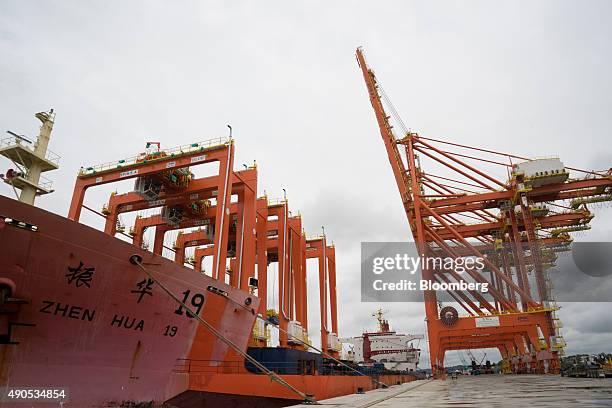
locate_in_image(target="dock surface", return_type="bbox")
[290,375,612,407]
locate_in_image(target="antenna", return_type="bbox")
[1,111,59,205]
[6,130,32,144]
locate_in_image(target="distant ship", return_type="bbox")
[342,309,423,373]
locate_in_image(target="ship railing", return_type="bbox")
[0,135,61,166]
[305,234,326,242]
[266,197,287,207]
[173,359,244,374]
[38,174,54,191]
[173,358,412,377]
[44,148,61,166]
[78,136,230,176]
[2,165,54,192]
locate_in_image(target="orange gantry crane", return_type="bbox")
[356,47,612,377]
[68,138,341,357]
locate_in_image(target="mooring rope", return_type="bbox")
[128,254,316,404]
[212,288,391,389]
[260,314,391,389]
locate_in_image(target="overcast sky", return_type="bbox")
[1,1,611,368]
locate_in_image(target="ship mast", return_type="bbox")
[0,109,59,205]
[372,308,390,333]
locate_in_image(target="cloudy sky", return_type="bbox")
[1,1,611,367]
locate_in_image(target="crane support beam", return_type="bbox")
[357,47,611,376]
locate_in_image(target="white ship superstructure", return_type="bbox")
[342,310,423,372]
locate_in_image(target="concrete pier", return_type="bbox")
[290,375,612,407]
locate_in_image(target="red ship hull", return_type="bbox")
[167,372,417,407]
[0,195,259,407]
[0,196,417,407]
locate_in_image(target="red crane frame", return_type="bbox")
[356,47,612,376]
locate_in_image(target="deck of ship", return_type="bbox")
[290,375,612,407]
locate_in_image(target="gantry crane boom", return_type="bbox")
[355,48,418,238]
[356,47,442,327]
[356,46,612,377]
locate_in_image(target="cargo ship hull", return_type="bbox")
[167,373,417,407]
[0,194,417,407]
[0,195,259,407]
